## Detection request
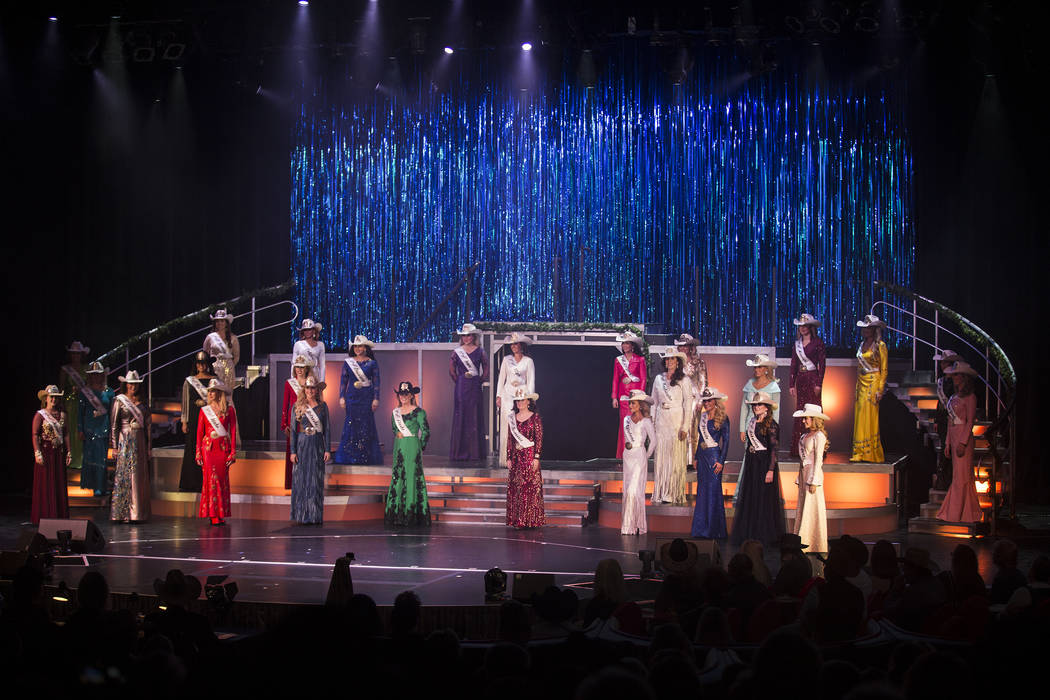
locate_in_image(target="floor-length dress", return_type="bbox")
[449,346,488,461]
[621,415,655,535]
[60,365,86,470]
[736,379,781,504]
[789,339,826,456]
[506,413,544,528]
[196,405,237,520]
[291,402,330,524]
[334,358,383,464]
[730,418,784,546]
[110,396,151,522]
[385,407,431,527]
[612,354,648,458]
[683,355,708,464]
[850,340,887,462]
[203,332,240,403]
[691,412,730,539]
[651,375,690,505]
[795,430,828,553]
[32,410,69,525]
[937,393,982,522]
[291,339,327,386]
[79,388,114,494]
[495,354,535,467]
[179,374,213,492]
[281,378,303,489]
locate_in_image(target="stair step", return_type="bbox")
[907,516,978,537]
[427,483,597,495]
[920,502,941,518]
[431,510,585,527]
[431,497,590,512]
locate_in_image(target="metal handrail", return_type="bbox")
[406,262,481,342]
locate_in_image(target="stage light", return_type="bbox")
[521,42,532,52]
[204,574,238,615]
[638,550,656,579]
[855,16,880,32]
[162,43,186,61]
[49,16,58,22]
[485,567,507,601]
[298,0,309,5]
[52,580,71,602]
[444,46,454,54]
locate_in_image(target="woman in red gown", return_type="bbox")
[506,387,544,529]
[611,331,647,458]
[789,313,827,457]
[31,385,71,524]
[196,379,237,526]
[281,356,314,489]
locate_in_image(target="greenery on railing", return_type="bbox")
[473,321,651,357]
[96,280,296,364]
[875,281,1015,389]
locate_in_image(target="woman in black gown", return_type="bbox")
[730,391,785,546]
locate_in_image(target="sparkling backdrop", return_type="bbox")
[291,57,914,348]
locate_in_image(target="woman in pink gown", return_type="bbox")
[937,362,983,523]
[611,331,647,458]
[506,387,544,528]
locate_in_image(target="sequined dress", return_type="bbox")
[506,413,544,528]
[196,405,237,520]
[789,338,826,456]
[110,397,151,522]
[621,415,655,535]
[691,413,730,539]
[334,358,383,464]
[79,387,114,493]
[651,375,690,505]
[203,331,240,402]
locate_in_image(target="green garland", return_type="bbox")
[96,280,296,363]
[473,321,651,357]
[876,281,1015,389]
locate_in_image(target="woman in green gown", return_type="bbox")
[385,381,430,527]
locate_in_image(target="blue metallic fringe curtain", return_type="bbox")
[292,54,914,348]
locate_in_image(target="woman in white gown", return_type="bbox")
[620,389,655,535]
[203,309,240,402]
[793,403,829,554]
[495,332,536,467]
[291,318,326,387]
[651,348,690,505]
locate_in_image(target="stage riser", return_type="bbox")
[152,499,385,521]
[599,510,899,537]
[598,472,892,504]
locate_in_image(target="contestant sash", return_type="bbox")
[654,374,671,408]
[936,377,949,407]
[623,415,636,449]
[455,347,478,376]
[37,409,63,440]
[795,340,817,372]
[345,358,371,386]
[303,405,322,432]
[393,408,415,438]
[201,405,228,438]
[856,343,878,374]
[617,355,639,384]
[206,332,232,358]
[63,365,106,416]
[115,394,144,428]
[507,416,535,449]
[698,411,718,448]
[746,417,766,452]
[187,376,209,402]
[947,396,961,426]
[286,378,303,396]
[506,356,524,386]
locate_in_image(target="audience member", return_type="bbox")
[724,552,773,628]
[802,539,865,642]
[142,569,217,665]
[841,535,874,600]
[903,651,976,700]
[655,539,704,631]
[739,539,773,587]
[531,586,580,639]
[773,533,815,597]
[937,544,988,604]
[881,548,946,632]
[752,628,822,699]
[1004,554,1050,616]
[989,539,1026,605]
[869,539,901,594]
[498,599,533,645]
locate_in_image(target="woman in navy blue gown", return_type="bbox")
[334,335,382,464]
[690,387,730,539]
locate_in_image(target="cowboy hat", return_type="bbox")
[615,330,642,344]
[298,318,323,332]
[86,361,106,374]
[792,313,821,327]
[349,334,374,348]
[625,389,654,404]
[303,375,325,390]
[856,314,886,328]
[395,380,421,395]
[66,341,90,354]
[153,569,202,605]
[698,386,728,402]
[502,331,533,346]
[932,349,959,362]
[209,309,234,322]
[456,323,479,336]
[746,391,778,411]
[776,533,809,550]
[660,347,687,363]
[673,333,700,346]
[792,403,830,420]
[659,538,699,574]
[511,386,539,402]
[944,361,978,377]
[292,354,316,368]
[745,353,777,368]
[37,385,63,402]
[118,370,144,384]
[206,378,231,395]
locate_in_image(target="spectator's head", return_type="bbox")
[700,565,730,605]
[76,571,109,611]
[391,590,421,637]
[870,540,901,580]
[694,606,732,647]
[483,641,531,678]
[754,629,822,698]
[532,586,578,624]
[821,539,855,580]
[950,544,980,580]
[152,569,201,608]
[991,539,1018,570]
[648,648,701,699]
[898,548,934,583]
[424,629,461,667]
[819,660,862,700]
[649,623,692,658]
[575,667,656,700]
[728,552,755,583]
[594,559,627,604]
[498,599,532,645]
[776,533,809,561]
[1030,555,1050,584]
[741,539,773,583]
[840,535,869,574]
[904,651,976,700]
[347,593,382,639]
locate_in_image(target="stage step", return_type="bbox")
[907,516,979,537]
[430,493,592,507]
[430,507,586,527]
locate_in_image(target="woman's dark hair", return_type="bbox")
[213,318,233,346]
[757,409,777,436]
[513,399,537,413]
[352,344,376,361]
[662,359,685,386]
[506,343,528,357]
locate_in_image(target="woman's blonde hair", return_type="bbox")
[594,558,626,604]
[208,389,229,417]
[704,399,727,430]
[808,416,831,454]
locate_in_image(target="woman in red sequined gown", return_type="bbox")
[506,388,544,528]
[196,380,238,526]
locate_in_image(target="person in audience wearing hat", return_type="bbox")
[620,389,655,535]
[737,354,780,505]
[203,309,240,403]
[290,375,331,525]
[195,379,237,526]
[690,386,730,539]
[146,570,216,660]
[495,332,536,468]
[282,355,315,489]
[655,538,704,624]
[79,361,114,497]
[506,386,544,528]
[801,539,865,642]
[449,323,489,461]
[59,340,91,470]
[292,318,326,387]
[385,381,430,527]
[611,330,648,459]
[936,361,983,523]
[730,391,785,546]
[675,334,708,467]
[789,314,826,458]
[179,351,215,493]
[793,403,830,554]
[31,384,71,524]
[850,314,888,462]
[772,533,814,598]
[932,349,960,488]
[335,334,383,464]
[882,547,946,631]
[651,348,691,505]
[110,370,151,523]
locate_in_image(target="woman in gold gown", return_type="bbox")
[850,314,887,462]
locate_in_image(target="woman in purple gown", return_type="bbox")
[789,313,826,457]
[449,323,488,461]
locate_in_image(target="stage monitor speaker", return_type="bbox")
[37,518,106,553]
[16,529,50,556]
[512,572,555,602]
[654,537,722,570]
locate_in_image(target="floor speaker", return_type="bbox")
[37,518,106,553]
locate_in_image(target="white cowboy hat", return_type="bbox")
[118,370,144,384]
[673,333,700,346]
[792,313,821,327]
[292,354,316,368]
[304,375,323,388]
[625,389,654,404]
[210,309,234,322]
[745,353,777,368]
[66,341,90,354]
[615,330,641,344]
[698,386,728,402]
[456,323,479,336]
[511,386,539,402]
[944,361,978,377]
[298,318,323,332]
[350,334,374,348]
[206,378,231,394]
[792,403,830,420]
[502,332,533,346]
[660,347,687,363]
[856,314,886,328]
[86,361,106,374]
[932,349,959,362]
[745,391,778,411]
[39,384,64,398]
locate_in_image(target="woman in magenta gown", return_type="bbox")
[31,385,70,525]
[611,330,647,458]
[789,314,827,457]
[506,387,544,528]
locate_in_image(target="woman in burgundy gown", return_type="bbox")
[506,387,544,528]
[31,385,71,524]
[789,313,826,457]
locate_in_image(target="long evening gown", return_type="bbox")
[196,405,237,520]
[937,393,982,522]
[611,354,648,458]
[32,410,69,525]
[683,355,708,464]
[203,332,240,403]
[179,374,213,492]
[651,375,690,505]
[60,366,86,470]
[334,358,383,464]
[280,378,302,489]
[506,413,544,528]
[110,397,151,522]
[621,415,655,535]
[291,339,327,386]
[795,430,828,553]
[850,340,887,462]
[789,339,826,456]
[730,418,784,546]
[79,388,114,494]
[291,402,330,524]
[385,407,431,527]
[735,378,781,504]
[449,346,488,461]
[495,354,535,467]
[691,413,729,539]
